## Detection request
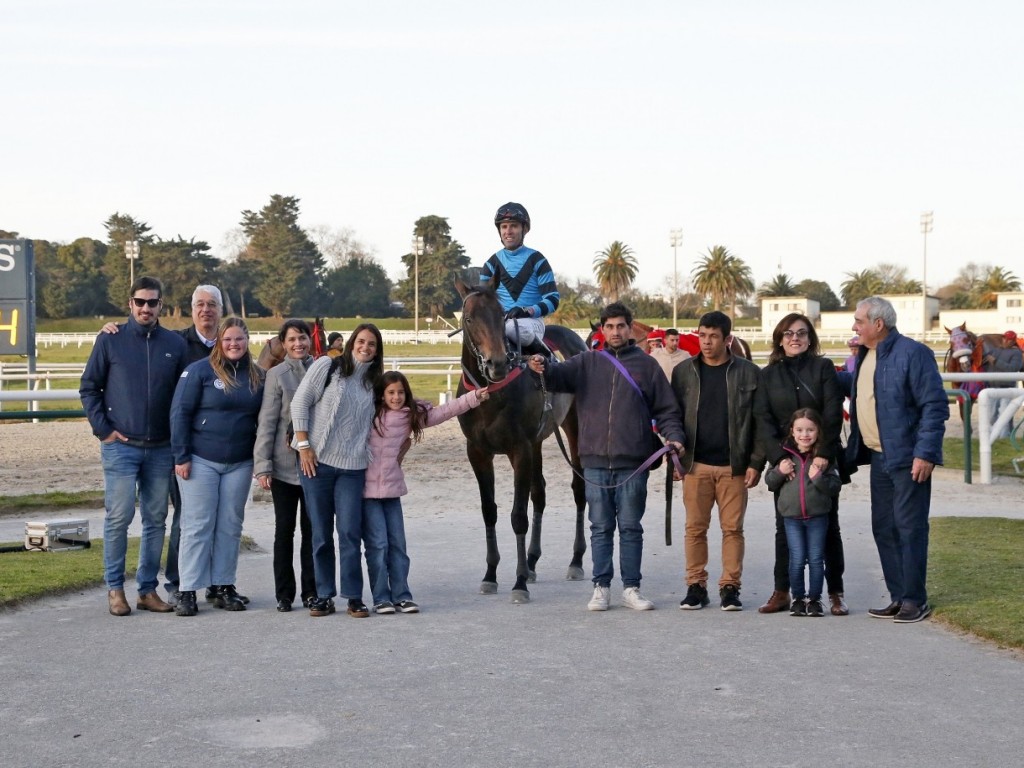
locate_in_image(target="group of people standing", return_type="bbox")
[81,277,485,620]
[531,296,948,624]
[80,200,949,626]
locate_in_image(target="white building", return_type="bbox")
[760,297,820,334]
[938,292,1024,334]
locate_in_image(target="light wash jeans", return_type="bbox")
[363,497,413,605]
[583,468,649,589]
[176,455,252,592]
[100,441,172,594]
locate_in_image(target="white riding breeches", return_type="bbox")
[504,317,545,346]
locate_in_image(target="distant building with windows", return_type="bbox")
[938,292,1024,333]
[761,297,820,334]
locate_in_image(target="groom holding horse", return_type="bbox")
[528,302,683,612]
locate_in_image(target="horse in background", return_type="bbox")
[256,317,328,370]
[587,320,753,360]
[455,278,588,603]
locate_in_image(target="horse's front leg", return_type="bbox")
[526,441,546,582]
[563,404,587,581]
[509,444,534,603]
[467,443,499,594]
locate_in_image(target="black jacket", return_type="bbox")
[179,325,215,364]
[671,353,765,476]
[79,316,188,443]
[756,353,844,467]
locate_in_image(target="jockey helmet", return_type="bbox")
[494,202,530,232]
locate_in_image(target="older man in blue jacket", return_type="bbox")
[80,276,188,616]
[847,296,948,624]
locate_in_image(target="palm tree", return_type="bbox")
[976,266,1021,307]
[757,273,797,299]
[692,245,752,313]
[593,241,639,303]
[840,269,884,309]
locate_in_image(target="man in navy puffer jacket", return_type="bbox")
[846,296,948,624]
[80,276,188,617]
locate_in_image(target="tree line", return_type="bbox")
[4,197,1019,322]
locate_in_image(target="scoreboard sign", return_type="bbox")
[0,239,35,355]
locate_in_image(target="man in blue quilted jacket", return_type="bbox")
[846,296,948,624]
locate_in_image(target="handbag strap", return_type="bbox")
[601,350,652,416]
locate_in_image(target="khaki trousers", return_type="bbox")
[682,462,748,589]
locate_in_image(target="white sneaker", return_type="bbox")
[622,586,655,611]
[587,586,610,611]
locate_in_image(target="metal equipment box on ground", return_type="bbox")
[24,519,91,551]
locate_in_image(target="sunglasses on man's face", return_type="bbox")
[131,297,162,308]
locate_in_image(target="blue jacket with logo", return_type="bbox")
[846,328,948,470]
[79,316,188,443]
[170,357,265,465]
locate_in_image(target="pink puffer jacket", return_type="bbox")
[364,390,482,499]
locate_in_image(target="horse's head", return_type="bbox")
[947,323,977,372]
[455,278,511,383]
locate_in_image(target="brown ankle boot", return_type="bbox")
[757,590,791,614]
[136,591,173,613]
[108,589,131,616]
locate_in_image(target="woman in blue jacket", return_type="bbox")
[171,318,265,616]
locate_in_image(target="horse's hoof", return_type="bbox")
[479,582,498,595]
[527,570,537,583]
[510,589,530,604]
[566,566,586,581]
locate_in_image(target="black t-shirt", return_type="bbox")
[694,362,730,466]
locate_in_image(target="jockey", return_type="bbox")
[480,202,560,355]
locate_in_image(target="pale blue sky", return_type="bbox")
[3,1,1022,298]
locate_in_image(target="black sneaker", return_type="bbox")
[720,585,743,611]
[806,598,825,617]
[175,591,198,617]
[213,585,246,611]
[790,598,807,616]
[309,597,336,617]
[679,583,710,610]
[893,601,932,624]
[396,600,420,614]
[205,587,218,603]
[868,601,902,619]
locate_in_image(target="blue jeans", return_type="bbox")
[783,516,829,600]
[363,497,413,605]
[299,465,366,601]
[100,441,172,594]
[869,452,932,606]
[176,456,252,592]
[583,468,648,588]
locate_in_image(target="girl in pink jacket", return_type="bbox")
[363,372,489,614]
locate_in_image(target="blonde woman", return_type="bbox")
[171,318,265,616]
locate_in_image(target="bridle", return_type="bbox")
[459,289,523,392]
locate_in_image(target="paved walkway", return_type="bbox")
[1,468,1022,768]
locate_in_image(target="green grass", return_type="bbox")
[929,517,1024,650]
[0,535,260,607]
[0,491,104,514]
[0,538,145,607]
[941,438,1023,477]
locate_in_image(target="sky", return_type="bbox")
[3,1,1022,299]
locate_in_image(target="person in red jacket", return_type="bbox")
[362,372,489,614]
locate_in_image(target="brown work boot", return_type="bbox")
[108,589,131,616]
[136,591,174,613]
[757,590,791,614]
[829,592,850,616]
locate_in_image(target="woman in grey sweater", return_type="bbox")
[254,319,317,613]
[290,323,383,618]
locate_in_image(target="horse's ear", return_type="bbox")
[455,278,471,299]
[591,321,599,332]
[487,273,500,294]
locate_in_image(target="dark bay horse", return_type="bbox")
[455,278,588,603]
